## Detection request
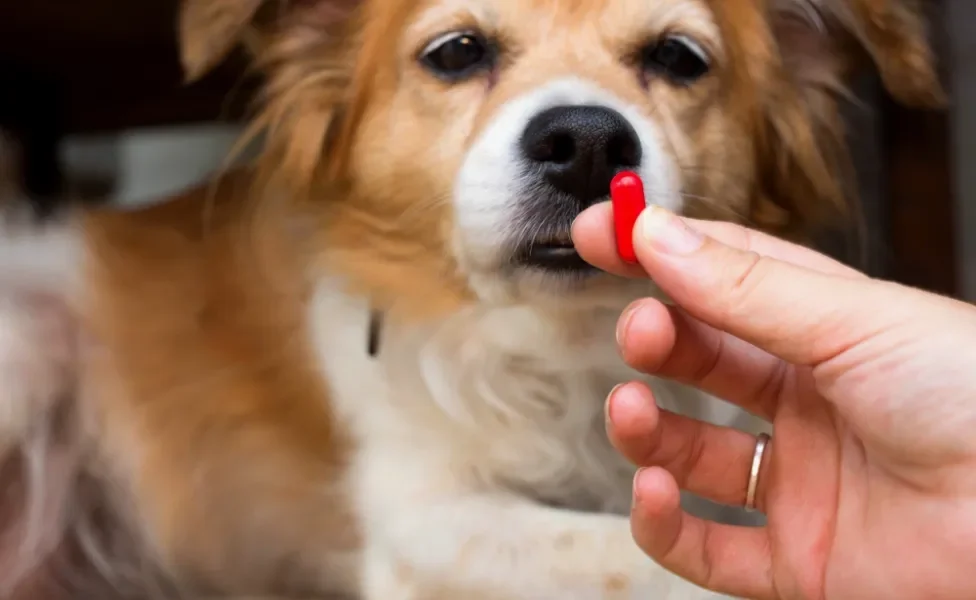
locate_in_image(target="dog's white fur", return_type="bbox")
[316,278,758,599]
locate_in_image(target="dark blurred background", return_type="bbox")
[0,0,967,299]
[0,0,259,216]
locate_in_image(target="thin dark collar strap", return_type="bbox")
[367,308,383,357]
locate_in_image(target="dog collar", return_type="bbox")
[367,308,383,357]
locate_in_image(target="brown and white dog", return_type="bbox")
[0,0,942,598]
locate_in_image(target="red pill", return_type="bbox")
[610,171,646,263]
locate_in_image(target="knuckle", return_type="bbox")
[688,330,724,386]
[678,425,709,488]
[716,250,767,323]
[699,527,718,590]
[740,226,760,255]
[635,433,660,467]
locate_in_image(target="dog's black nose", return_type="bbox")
[520,105,642,207]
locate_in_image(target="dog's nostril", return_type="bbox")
[519,105,643,207]
[607,132,640,168]
[524,131,575,164]
[549,133,575,164]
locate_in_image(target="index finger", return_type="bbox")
[571,202,865,280]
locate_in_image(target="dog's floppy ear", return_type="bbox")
[772,0,943,107]
[744,0,942,238]
[178,0,360,82]
[179,0,265,82]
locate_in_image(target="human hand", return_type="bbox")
[571,204,976,600]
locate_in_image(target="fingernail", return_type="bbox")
[616,302,640,347]
[605,383,623,430]
[607,383,646,429]
[633,467,648,502]
[638,206,704,255]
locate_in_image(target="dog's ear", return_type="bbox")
[772,0,943,108]
[179,0,265,82]
[744,0,942,238]
[178,0,360,82]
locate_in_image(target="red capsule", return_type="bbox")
[610,171,645,263]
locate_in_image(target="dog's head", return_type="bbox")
[180,0,941,315]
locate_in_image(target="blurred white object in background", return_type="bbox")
[62,123,255,208]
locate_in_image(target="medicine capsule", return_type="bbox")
[610,171,645,264]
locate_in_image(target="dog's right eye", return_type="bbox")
[420,32,493,81]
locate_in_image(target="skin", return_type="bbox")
[571,202,976,600]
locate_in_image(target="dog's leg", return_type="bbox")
[356,461,732,600]
[361,495,732,600]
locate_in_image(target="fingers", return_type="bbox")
[615,298,784,418]
[607,382,767,508]
[608,382,778,597]
[571,203,648,278]
[627,206,903,367]
[631,467,774,599]
[572,202,864,280]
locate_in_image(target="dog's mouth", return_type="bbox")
[513,237,595,273]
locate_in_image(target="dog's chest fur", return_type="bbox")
[312,277,714,516]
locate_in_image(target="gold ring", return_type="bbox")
[745,433,771,511]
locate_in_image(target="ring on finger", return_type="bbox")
[744,432,771,511]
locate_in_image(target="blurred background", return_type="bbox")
[0,0,968,299]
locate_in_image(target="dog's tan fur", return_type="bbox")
[0,0,941,598]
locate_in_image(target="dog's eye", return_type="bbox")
[420,32,492,80]
[642,36,710,84]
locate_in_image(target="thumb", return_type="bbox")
[631,207,911,367]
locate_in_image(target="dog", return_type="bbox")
[0,0,942,598]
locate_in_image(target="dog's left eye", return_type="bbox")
[642,35,710,84]
[420,32,493,80]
